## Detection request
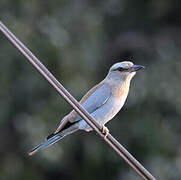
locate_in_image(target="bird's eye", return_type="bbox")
[117,67,128,71]
[117,67,124,71]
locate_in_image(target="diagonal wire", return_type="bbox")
[0,21,157,180]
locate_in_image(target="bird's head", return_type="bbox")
[108,61,145,82]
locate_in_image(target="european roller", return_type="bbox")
[29,61,144,155]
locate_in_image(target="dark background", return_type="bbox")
[0,0,181,179]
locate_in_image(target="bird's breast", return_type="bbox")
[97,82,130,123]
[112,82,130,99]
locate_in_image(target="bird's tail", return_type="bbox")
[28,124,78,156]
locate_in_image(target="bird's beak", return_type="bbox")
[130,64,145,72]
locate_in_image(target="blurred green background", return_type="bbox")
[0,0,181,180]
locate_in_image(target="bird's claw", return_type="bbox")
[102,125,109,139]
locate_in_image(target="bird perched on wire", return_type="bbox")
[29,61,144,155]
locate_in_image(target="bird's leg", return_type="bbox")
[102,125,109,139]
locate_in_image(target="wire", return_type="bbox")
[0,21,157,180]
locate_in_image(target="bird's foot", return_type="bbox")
[102,125,109,139]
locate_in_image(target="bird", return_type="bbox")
[28,61,144,156]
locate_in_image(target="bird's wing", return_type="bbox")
[79,82,111,117]
[67,82,111,123]
[54,82,111,133]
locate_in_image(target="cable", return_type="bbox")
[0,21,157,180]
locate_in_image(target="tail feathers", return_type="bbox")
[28,125,78,156]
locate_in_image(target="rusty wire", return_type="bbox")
[0,21,157,180]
